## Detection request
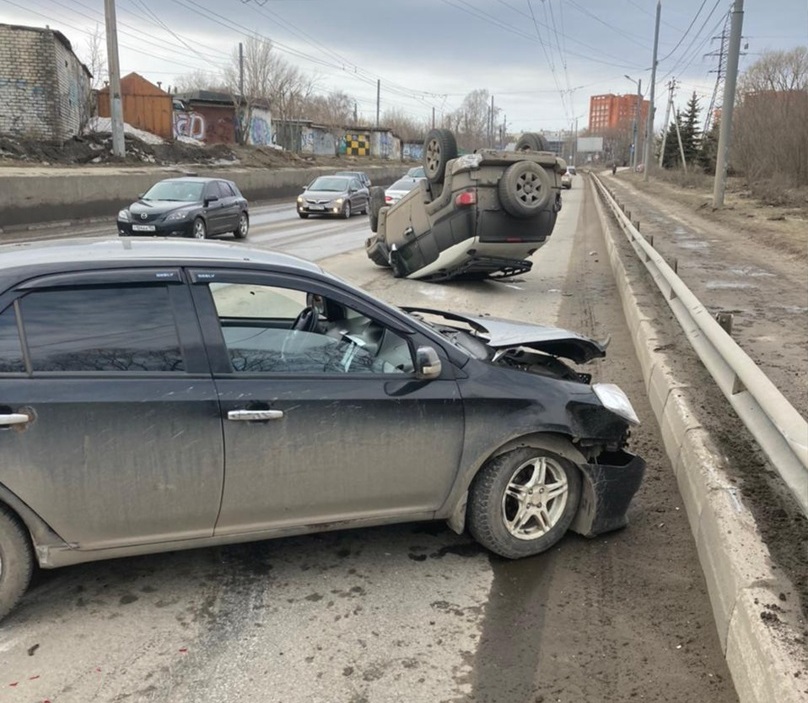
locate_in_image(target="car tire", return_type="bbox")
[298,212,309,219]
[366,235,391,268]
[342,202,352,219]
[368,187,385,233]
[0,505,34,622]
[423,128,458,184]
[515,132,550,152]
[233,212,249,239]
[498,161,553,218]
[192,217,207,239]
[467,447,581,559]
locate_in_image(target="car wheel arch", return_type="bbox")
[444,432,587,536]
[0,483,66,562]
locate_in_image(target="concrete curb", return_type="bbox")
[590,178,807,703]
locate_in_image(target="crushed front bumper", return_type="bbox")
[571,449,646,537]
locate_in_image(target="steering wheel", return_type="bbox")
[291,306,319,333]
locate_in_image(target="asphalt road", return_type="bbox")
[0,186,738,702]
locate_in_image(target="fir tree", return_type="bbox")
[679,92,702,164]
[698,120,720,174]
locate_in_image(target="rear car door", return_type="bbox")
[216,181,240,233]
[188,269,465,535]
[0,269,224,550]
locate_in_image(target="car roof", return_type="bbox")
[153,177,228,184]
[0,238,323,279]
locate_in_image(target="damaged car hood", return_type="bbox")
[404,307,607,364]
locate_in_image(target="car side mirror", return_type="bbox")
[204,195,219,205]
[137,192,145,199]
[414,346,442,380]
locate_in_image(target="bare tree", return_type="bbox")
[172,69,227,94]
[381,108,428,143]
[732,47,808,188]
[306,91,354,155]
[451,89,499,150]
[78,24,106,130]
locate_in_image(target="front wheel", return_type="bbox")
[233,212,249,239]
[0,505,34,622]
[192,217,207,239]
[342,201,352,219]
[468,447,581,559]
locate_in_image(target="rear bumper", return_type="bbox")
[571,449,646,537]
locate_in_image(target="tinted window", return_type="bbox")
[20,286,184,372]
[217,181,235,197]
[143,180,204,202]
[209,282,412,375]
[0,304,25,373]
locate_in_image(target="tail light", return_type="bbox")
[385,195,393,203]
[454,189,477,207]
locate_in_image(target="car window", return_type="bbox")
[143,180,204,202]
[308,177,350,192]
[204,182,220,200]
[217,181,235,198]
[17,286,185,373]
[350,179,361,190]
[0,304,25,373]
[208,282,413,375]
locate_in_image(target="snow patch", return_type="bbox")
[84,117,164,145]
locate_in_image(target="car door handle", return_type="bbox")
[227,409,284,421]
[0,413,31,426]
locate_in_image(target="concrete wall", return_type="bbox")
[0,25,90,140]
[0,164,409,230]
[301,126,336,156]
[246,107,273,146]
[370,131,401,160]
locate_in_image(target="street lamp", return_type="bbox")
[624,75,642,170]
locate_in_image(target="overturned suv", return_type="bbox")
[366,130,566,281]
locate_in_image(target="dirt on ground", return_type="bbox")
[0,130,403,171]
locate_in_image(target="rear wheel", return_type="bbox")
[192,217,207,239]
[233,212,249,239]
[498,161,553,218]
[368,187,385,232]
[423,128,458,184]
[515,132,550,152]
[468,447,581,559]
[0,505,34,622]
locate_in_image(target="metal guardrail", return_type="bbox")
[592,174,808,516]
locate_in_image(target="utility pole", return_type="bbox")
[375,79,380,127]
[658,79,675,167]
[632,79,642,169]
[238,42,244,97]
[643,0,661,180]
[674,109,687,171]
[713,0,744,207]
[573,116,578,165]
[103,0,125,157]
[489,94,495,147]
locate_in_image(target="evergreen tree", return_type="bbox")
[679,92,702,164]
[661,110,684,168]
[698,119,720,174]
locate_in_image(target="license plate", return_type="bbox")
[308,204,325,211]
[132,224,156,232]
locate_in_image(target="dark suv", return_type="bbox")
[365,130,566,280]
[0,238,644,621]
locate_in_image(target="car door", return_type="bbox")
[216,181,240,233]
[203,181,226,234]
[349,178,367,212]
[0,269,224,550]
[188,268,465,535]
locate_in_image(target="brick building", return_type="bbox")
[588,93,649,133]
[0,24,92,140]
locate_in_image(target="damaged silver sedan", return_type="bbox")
[0,238,644,620]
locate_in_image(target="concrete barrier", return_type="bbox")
[0,164,407,229]
[590,176,808,703]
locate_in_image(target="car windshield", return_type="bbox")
[388,178,420,192]
[407,167,425,178]
[142,181,205,202]
[308,177,350,192]
[335,172,361,178]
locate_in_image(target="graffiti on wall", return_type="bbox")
[344,132,370,156]
[173,110,205,141]
[247,107,272,146]
[0,77,49,135]
[403,142,424,160]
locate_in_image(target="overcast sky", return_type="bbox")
[2,0,806,134]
